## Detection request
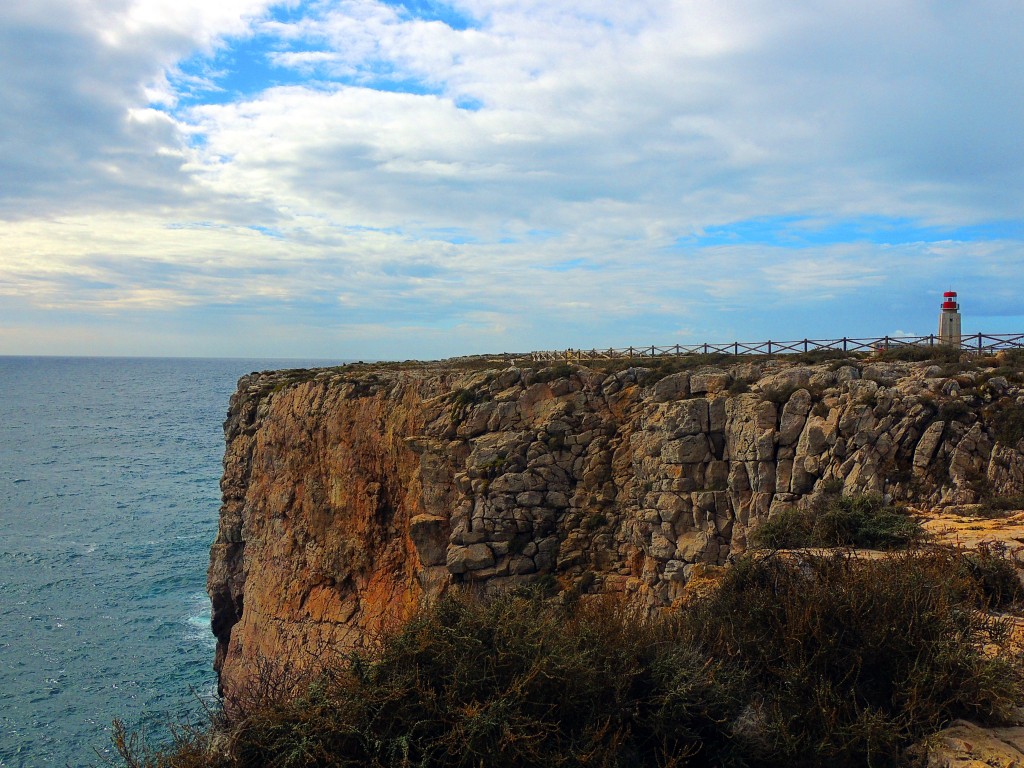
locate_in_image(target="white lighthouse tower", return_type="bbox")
[938,290,962,347]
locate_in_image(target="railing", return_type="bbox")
[530,333,1024,362]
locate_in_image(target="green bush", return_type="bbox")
[958,542,1024,609]
[938,399,971,423]
[749,506,813,549]
[873,345,963,364]
[681,551,1022,768]
[750,493,924,550]
[812,494,924,549]
[971,494,1024,519]
[589,352,736,378]
[534,363,576,383]
[125,592,746,768]
[113,555,1022,768]
[996,349,1024,369]
[728,378,751,395]
[986,399,1024,446]
[239,591,748,768]
[789,349,855,365]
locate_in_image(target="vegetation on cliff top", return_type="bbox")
[244,343,1024,408]
[749,490,926,550]
[112,549,1021,768]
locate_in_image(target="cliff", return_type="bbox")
[207,354,1024,700]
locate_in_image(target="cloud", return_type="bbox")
[172,0,1024,237]
[2,0,1024,357]
[0,0,276,217]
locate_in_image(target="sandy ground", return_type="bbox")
[917,507,1024,557]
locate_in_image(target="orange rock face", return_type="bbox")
[208,359,1024,702]
[208,371,443,699]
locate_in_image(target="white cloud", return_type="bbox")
[171,0,1024,243]
[2,0,1024,357]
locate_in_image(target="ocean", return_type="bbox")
[0,357,340,767]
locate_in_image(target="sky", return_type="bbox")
[2,0,1023,360]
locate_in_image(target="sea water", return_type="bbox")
[0,357,340,767]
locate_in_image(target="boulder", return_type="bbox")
[916,721,1024,768]
[446,543,495,574]
[690,369,732,395]
[652,372,690,401]
[409,514,449,566]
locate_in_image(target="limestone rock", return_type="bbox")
[662,435,712,464]
[208,356,1024,702]
[409,514,449,566]
[690,369,732,395]
[989,443,1024,495]
[758,368,811,400]
[779,389,812,445]
[914,420,945,473]
[447,543,495,574]
[919,721,1024,768]
[862,363,898,386]
[652,372,690,401]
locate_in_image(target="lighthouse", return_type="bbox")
[938,291,962,347]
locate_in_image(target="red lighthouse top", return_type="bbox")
[942,291,958,311]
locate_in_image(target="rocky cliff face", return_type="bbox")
[208,356,1024,699]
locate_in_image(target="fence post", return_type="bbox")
[734,342,738,355]
[703,343,708,354]
[843,337,848,352]
[884,335,890,350]
[978,334,982,352]
[803,339,808,353]
[767,340,772,356]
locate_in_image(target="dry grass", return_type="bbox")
[110,548,1023,768]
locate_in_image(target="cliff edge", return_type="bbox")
[208,354,1024,700]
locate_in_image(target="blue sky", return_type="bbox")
[2,0,1023,359]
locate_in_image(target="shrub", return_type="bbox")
[109,717,217,768]
[996,349,1024,370]
[728,378,751,395]
[938,399,971,423]
[449,388,479,407]
[589,353,736,378]
[229,591,747,768]
[958,542,1024,609]
[986,399,1024,446]
[811,494,924,549]
[790,349,854,365]
[873,345,962,365]
[681,551,1023,768]
[819,477,845,495]
[114,561,1022,768]
[749,506,813,549]
[534,363,576,383]
[750,493,924,551]
[121,592,745,768]
[971,494,1024,519]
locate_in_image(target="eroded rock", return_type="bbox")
[209,357,1024,702]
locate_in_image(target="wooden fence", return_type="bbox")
[530,333,1024,362]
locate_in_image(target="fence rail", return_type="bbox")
[530,333,1024,362]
